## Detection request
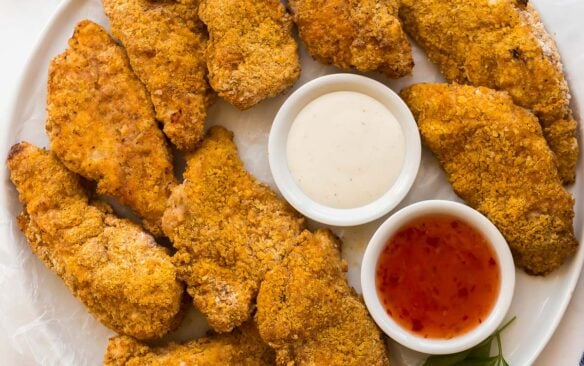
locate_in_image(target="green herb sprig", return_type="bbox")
[422,316,516,366]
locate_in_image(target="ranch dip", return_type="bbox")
[286,91,405,209]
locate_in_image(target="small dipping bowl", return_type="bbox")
[269,74,421,226]
[361,200,515,354]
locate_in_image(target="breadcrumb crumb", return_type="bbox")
[290,0,413,78]
[401,83,578,275]
[162,126,305,332]
[104,321,274,366]
[8,142,184,340]
[103,0,213,151]
[46,20,176,236]
[399,0,578,183]
[257,229,390,365]
[199,0,301,109]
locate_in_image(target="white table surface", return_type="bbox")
[0,1,582,365]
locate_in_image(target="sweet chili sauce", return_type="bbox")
[375,215,500,339]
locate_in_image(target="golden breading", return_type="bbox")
[7,142,184,340]
[256,229,390,366]
[401,83,578,275]
[103,321,274,366]
[289,0,413,78]
[198,0,301,109]
[103,0,213,151]
[46,20,176,236]
[399,0,578,183]
[162,126,305,333]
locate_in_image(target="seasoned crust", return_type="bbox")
[103,321,274,366]
[289,0,413,78]
[401,83,578,275]
[46,20,176,236]
[257,229,390,365]
[8,142,184,340]
[399,0,578,183]
[103,0,213,151]
[162,126,305,332]
[199,0,301,109]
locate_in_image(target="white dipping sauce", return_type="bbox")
[286,91,405,209]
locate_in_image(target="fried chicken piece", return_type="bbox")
[289,0,413,78]
[7,142,184,340]
[198,0,301,110]
[162,126,305,332]
[103,0,212,151]
[46,20,176,236]
[399,0,578,183]
[401,83,578,275]
[256,229,389,365]
[104,321,274,366]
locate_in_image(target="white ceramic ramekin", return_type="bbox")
[361,200,515,354]
[268,73,421,226]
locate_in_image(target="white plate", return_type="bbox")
[0,0,582,365]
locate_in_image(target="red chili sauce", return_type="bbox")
[375,215,500,339]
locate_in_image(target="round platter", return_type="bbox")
[0,0,582,364]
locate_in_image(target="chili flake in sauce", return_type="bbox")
[375,215,500,339]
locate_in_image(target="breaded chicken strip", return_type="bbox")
[103,0,213,151]
[104,321,274,366]
[46,20,176,236]
[289,0,413,78]
[256,229,389,365]
[7,142,184,340]
[399,0,578,183]
[198,0,301,109]
[162,126,305,332]
[401,83,578,275]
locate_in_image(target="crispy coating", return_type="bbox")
[103,0,213,151]
[7,142,184,340]
[162,126,305,332]
[399,0,578,183]
[289,0,413,78]
[401,83,578,275]
[46,20,176,236]
[256,229,389,365]
[103,321,274,366]
[198,0,301,109]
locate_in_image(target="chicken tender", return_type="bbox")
[289,0,413,78]
[46,20,176,236]
[7,142,184,340]
[198,0,301,109]
[401,83,578,275]
[103,0,212,151]
[256,229,389,365]
[162,126,305,333]
[399,0,578,183]
[104,321,274,366]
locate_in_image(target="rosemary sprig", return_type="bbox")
[422,316,516,366]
